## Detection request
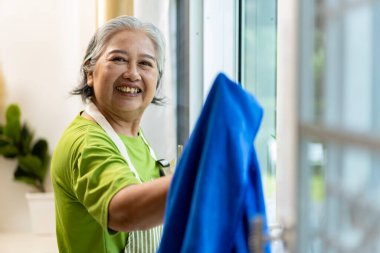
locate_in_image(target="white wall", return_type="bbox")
[0,0,176,233]
[0,0,96,232]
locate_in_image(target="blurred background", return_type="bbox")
[0,0,379,252]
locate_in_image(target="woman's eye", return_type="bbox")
[112,56,126,62]
[140,61,153,67]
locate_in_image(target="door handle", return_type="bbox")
[249,216,295,253]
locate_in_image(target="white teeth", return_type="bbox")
[117,86,140,94]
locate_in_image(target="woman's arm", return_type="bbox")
[108,175,173,232]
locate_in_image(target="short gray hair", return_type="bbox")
[72,15,166,105]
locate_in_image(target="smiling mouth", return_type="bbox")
[116,86,142,94]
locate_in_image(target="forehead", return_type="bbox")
[104,29,156,54]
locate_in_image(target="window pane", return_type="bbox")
[301,0,380,137]
[241,0,277,224]
[299,138,380,253]
[298,0,380,252]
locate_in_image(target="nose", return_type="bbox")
[123,62,140,81]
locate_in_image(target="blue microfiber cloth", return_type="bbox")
[158,73,270,253]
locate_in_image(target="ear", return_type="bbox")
[87,71,94,87]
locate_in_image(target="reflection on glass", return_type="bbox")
[299,1,380,252]
[241,0,277,226]
[304,139,380,253]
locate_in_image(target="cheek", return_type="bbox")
[145,72,159,92]
[92,74,113,95]
[150,80,159,96]
[93,68,116,87]
[153,70,160,88]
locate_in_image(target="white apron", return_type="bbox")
[85,102,163,253]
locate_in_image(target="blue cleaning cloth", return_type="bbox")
[158,73,270,253]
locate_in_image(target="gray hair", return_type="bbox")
[72,15,166,105]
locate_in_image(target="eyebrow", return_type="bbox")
[107,49,156,61]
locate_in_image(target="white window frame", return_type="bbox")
[276,0,300,250]
[187,0,239,130]
[189,0,301,250]
[187,1,305,251]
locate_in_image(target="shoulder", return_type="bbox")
[55,114,118,154]
[66,114,106,139]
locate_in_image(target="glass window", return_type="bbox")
[298,0,380,252]
[240,0,278,224]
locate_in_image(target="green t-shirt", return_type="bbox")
[51,114,161,253]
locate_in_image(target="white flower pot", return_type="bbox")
[25,192,56,235]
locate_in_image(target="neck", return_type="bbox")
[107,116,141,137]
[83,102,142,137]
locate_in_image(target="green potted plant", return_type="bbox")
[0,103,54,234]
[0,104,50,192]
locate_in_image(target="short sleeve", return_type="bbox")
[72,130,140,230]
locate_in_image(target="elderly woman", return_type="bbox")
[51,15,172,253]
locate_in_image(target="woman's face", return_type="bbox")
[87,29,159,119]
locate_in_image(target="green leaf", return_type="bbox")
[0,135,12,146]
[32,139,50,179]
[14,166,36,183]
[19,124,34,155]
[6,104,21,121]
[18,154,43,178]
[32,139,48,160]
[0,134,18,157]
[14,166,43,192]
[4,104,21,143]
[0,144,19,158]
